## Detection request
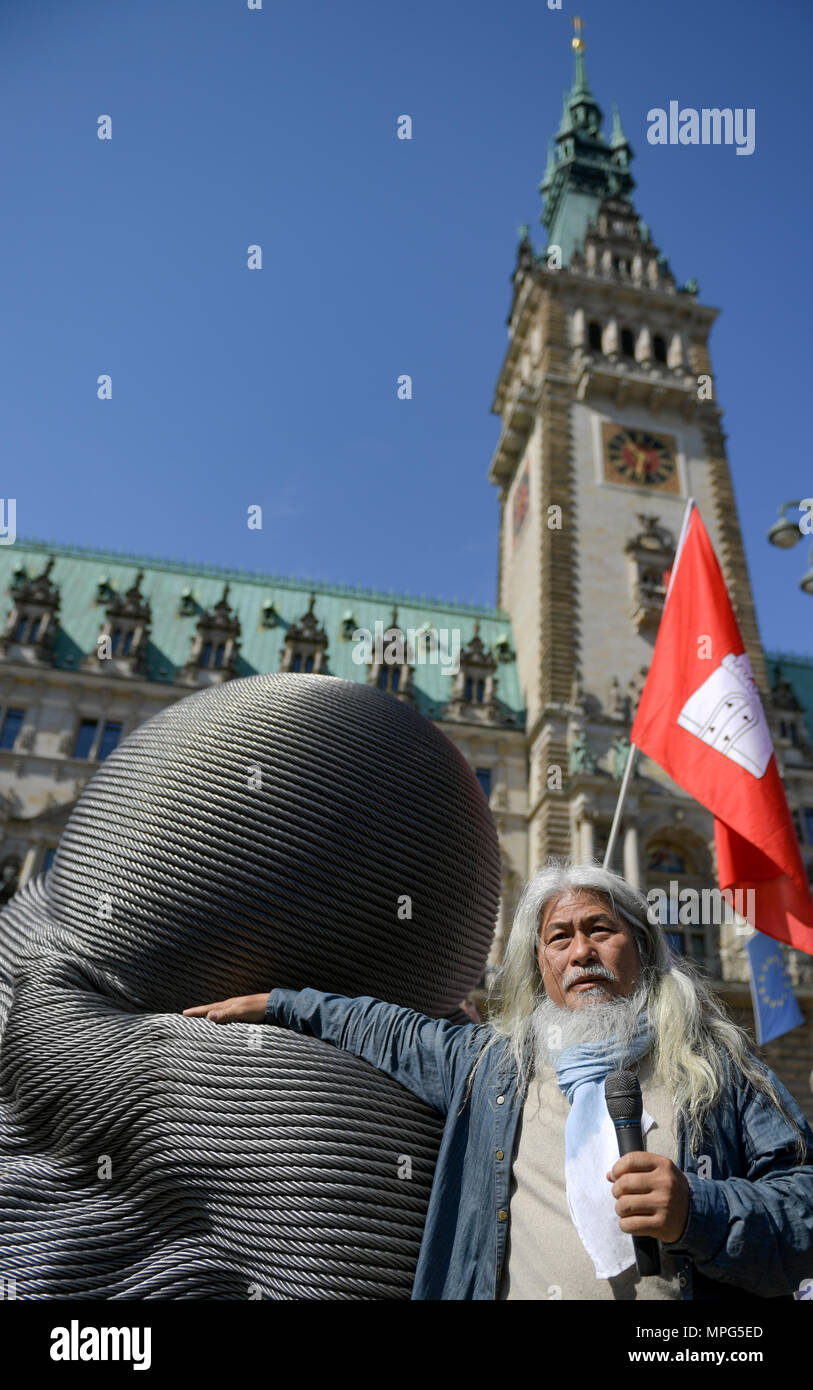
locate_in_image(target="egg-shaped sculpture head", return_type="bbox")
[45,672,500,1014]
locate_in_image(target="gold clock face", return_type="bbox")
[601,423,679,493]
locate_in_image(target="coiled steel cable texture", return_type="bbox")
[0,674,500,1298]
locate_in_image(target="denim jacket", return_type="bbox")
[265,987,813,1302]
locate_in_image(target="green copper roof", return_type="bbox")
[570,46,599,110]
[767,651,813,747]
[538,42,635,266]
[557,88,574,137]
[610,102,628,150]
[1,540,525,725]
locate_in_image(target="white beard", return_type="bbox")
[531,978,650,1066]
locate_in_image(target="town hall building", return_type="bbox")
[2,30,812,1113]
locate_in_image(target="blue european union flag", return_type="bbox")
[746,931,805,1045]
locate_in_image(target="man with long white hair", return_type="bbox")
[185,859,813,1300]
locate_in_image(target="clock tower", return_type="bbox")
[489,22,769,912]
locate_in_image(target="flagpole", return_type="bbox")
[662,495,695,608]
[601,497,696,872]
[602,742,639,870]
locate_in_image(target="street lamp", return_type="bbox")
[767,499,813,595]
[767,500,804,549]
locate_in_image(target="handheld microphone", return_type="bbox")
[604,1068,661,1278]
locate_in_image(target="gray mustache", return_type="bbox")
[563,963,617,991]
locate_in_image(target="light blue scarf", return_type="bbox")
[552,1013,655,1278]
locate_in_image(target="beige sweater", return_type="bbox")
[499,1054,683,1300]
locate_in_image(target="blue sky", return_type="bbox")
[1,0,811,653]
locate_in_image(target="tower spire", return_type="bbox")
[537,18,635,265]
[561,15,602,136]
[570,16,592,100]
[610,100,626,147]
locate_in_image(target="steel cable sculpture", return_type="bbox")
[0,673,500,1298]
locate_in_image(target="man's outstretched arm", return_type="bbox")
[183,988,482,1116]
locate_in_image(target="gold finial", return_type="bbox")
[572,15,585,53]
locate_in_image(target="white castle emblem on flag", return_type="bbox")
[677,651,773,779]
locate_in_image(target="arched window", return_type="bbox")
[15,617,27,642]
[122,630,133,656]
[72,718,98,760]
[98,721,122,761]
[291,652,302,673]
[476,679,485,704]
[588,320,602,351]
[465,677,473,703]
[111,629,121,654]
[202,641,213,668]
[305,655,314,673]
[29,617,41,643]
[392,668,400,692]
[620,327,636,358]
[475,768,492,799]
[214,643,225,669]
[645,832,711,965]
[377,667,388,690]
[0,708,24,749]
[653,334,667,364]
